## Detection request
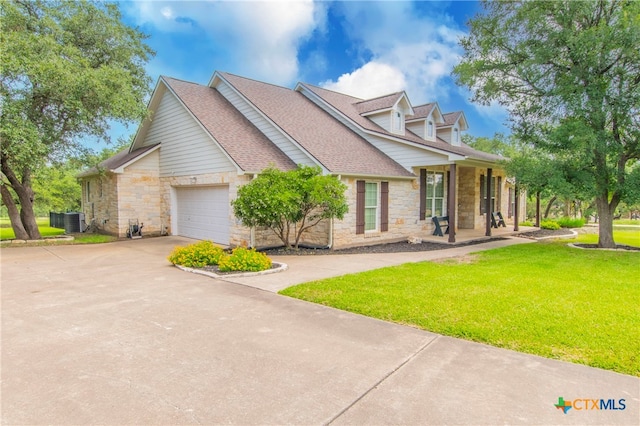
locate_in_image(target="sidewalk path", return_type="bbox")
[223,236,535,292]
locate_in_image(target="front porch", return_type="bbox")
[418,162,525,244]
[420,225,538,245]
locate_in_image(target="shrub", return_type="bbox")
[168,240,226,267]
[218,247,272,272]
[540,220,561,230]
[556,217,585,228]
[519,220,534,227]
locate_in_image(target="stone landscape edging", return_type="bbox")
[532,229,577,240]
[567,243,639,252]
[174,262,288,279]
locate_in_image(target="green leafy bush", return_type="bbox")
[519,220,534,227]
[540,220,561,230]
[556,217,585,228]
[168,241,226,267]
[218,247,273,272]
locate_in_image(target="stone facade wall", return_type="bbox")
[457,167,476,229]
[332,176,432,249]
[81,173,119,234]
[101,159,526,246]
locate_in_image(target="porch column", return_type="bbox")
[485,167,492,236]
[448,164,456,243]
[514,184,520,231]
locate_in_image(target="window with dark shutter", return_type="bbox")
[480,174,485,214]
[381,182,389,232]
[419,169,426,220]
[356,180,365,234]
[497,176,502,212]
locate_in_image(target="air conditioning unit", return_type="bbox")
[64,212,85,234]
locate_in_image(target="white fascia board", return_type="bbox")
[160,78,244,175]
[297,84,468,161]
[129,78,167,152]
[214,75,328,174]
[454,158,503,169]
[458,111,469,131]
[360,107,393,117]
[394,92,414,116]
[334,172,416,180]
[112,144,161,174]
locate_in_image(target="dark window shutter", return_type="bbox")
[356,180,365,234]
[419,169,426,220]
[497,176,502,211]
[381,181,389,232]
[480,174,485,214]
[508,188,513,218]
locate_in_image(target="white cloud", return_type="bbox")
[124,0,322,85]
[321,62,406,99]
[321,2,464,104]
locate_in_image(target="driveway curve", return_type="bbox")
[1,237,638,425]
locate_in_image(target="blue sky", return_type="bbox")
[106,0,509,148]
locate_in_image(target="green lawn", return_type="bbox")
[0,217,115,244]
[573,227,640,247]
[0,217,64,240]
[281,241,640,376]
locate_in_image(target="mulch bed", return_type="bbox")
[571,243,640,251]
[515,229,575,239]
[260,237,510,256]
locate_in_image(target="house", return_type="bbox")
[78,71,525,248]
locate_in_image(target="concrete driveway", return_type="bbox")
[1,237,638,425]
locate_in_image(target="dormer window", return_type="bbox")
[453,128,459,143]
[393,110,403,133]
[427,121,434,137]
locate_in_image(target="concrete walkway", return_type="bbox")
[1,237,638,425]
[223,237,536,292]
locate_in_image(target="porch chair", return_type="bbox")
[491,212,506,228]
[432,216,450,237]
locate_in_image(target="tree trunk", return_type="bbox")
[544,196,557,219]
[0,161,42,239]
[535,192,541,227]
[595,195,616,248]
[0,184,30,240]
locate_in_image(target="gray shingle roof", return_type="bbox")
[439,111,462,127]
[219,72,413,177]
[300,84,502,162]
[355,92,404,115]
[409,103,437,120]
[77,144,159,178]
[163,77,297,172]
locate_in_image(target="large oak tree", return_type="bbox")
[1,0,153,239]
[454,0,640,248]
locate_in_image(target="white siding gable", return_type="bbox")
[368,111,392,132]
[437,127,452,144]
[123,149,159,172]
[366,134,450,169]
[215,80,317,167]
[406,121,425,139]
[141,90,236,177]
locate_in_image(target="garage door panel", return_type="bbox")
[175,186,229,244]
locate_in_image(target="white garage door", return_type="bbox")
[175,186,230,244]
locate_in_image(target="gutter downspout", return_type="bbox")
[326,174,341,249]
[250,173,257,248]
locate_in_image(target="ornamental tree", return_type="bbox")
[1,0,153,239]
[232,166,348,249]
[453,0,640,248]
